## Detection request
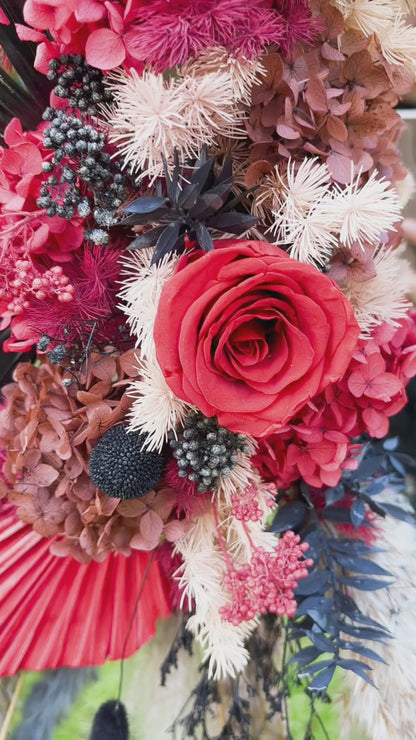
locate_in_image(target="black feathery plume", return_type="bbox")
[89,700,129,740]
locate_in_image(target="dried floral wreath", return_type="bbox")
[1,0,416,738]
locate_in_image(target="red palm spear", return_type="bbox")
[0,501,171,676]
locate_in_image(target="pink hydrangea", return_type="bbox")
[20,0,146,73]
[254,315,416,490]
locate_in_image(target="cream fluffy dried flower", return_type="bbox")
[127,357,190,452]
[104,68,245,181]
[341,246,411,335]
[264,160,401,265]
[333,1,416,74]
[118,248,178,363]
[175,509,256,679]
[184,47,266,106]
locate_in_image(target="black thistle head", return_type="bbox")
[89,425,165,499]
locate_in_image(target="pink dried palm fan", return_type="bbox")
[0,501,171,675]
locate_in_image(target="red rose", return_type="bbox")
[153,240,360,437]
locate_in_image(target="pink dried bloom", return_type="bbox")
[230,483,275,522]
[128,0,316,73]
[220,531,312,625]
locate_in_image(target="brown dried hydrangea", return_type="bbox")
[0,350,187,563]
[246,2,411,186]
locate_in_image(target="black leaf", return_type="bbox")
[335,592,360,617]
[289,646,322,667]
[298,659,335,678]
[332,554,391,577]
[337,575,394,591]
[340,642,387,664]
[327,538,375,556]
[388,454,406,476]
[306,631,336,653]
[365,477,390,496]
[307,665,336,692]
[127,226,167,250]
[383,436,399,451]
[190,155,216,194]
[323,507,358,525]
[178,183,199,210]
[270,501,307,533]
[295,569,330,596]
[189,189,230,220]
[350,499,366,528]
[215,156,233,185]
[151,222,181,264]
[325,484,345,507]
[206,211,257,234]
[336,659,375,687]
[195,222,213,251]
[339,623,390,642]
[353,454,386,479]
[123,196,169,214]
[379,503,416,525]
[302,528,321,563]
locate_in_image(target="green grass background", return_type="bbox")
[10,660,350,739]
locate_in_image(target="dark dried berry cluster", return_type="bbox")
[37,109,127,244]
[89,425,165,499]
[47,54,112,114]
[169,411,251,492]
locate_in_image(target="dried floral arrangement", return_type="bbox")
[1,1,416,737]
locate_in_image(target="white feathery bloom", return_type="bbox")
[104,68,245,181]
[329,170,402,249]
[332,0,399,36]
[268,158,336,265]
[118,248,178,363]
[175,509,257,679]
[184,47,266,106]
[338,490,416,740]
[281,158,332,217]
[283,207,339,265]
[267,160,401,264]
[341,246,411,336]
[215,444,257,510]
[394,170,416,208]
[186,611,255,680]
[376,13,416,74]
[127,357,190,451]
[104,69,186,181]
[180,71,246,142]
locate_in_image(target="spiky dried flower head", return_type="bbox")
[340,246,412,336]
[127,357,191,453]
[184,47,266,106]
[104,68,245,182]
[262,159,401,265]
[118,248,178,363]
[332,0,399,36]
[89,424,165,499]
[332,0,416,74]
